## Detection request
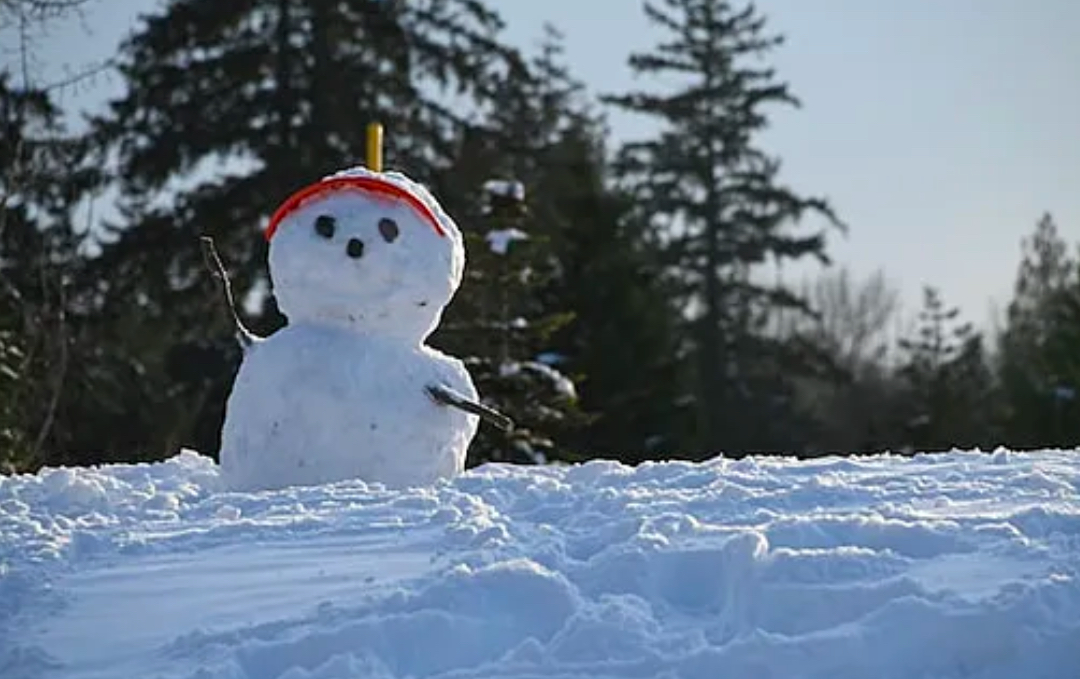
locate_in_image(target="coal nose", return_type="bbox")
[346,237,364,259]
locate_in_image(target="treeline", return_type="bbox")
[1,0,1077,474]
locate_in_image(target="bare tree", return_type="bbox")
[777,266,902,369]
[0,0,88,18]
[780,267,907,454]
[1,0,106,95]
[807,267,903,370]
[0,0,97,471]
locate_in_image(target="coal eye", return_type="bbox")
[314,214,336,239]
[378,217,399,243]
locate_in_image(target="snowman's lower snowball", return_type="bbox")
[220,324,478,491]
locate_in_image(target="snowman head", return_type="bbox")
[264,166,465,342]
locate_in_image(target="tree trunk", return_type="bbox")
[308,0,333,171]
[273,0,295,158]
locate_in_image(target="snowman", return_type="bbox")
[216,166,507,491]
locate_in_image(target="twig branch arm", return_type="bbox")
[425,383,514,432]
[200,236,256,348]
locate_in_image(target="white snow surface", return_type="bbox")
[220,165,479,492]
[482,179,525,203]
[2,448,1079,679]
[500,360,577,399]
[219,326,479,492]
[486,228,529,255]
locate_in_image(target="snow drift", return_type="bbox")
[1,448,1078,679]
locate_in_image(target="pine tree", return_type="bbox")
[430,27,595,465]
[997,213,1080,447]
[542,128,691,462]
[897,286,994,451]
[496,29,690,461]
[449,178,585,465]
[431,26,691,464]
[602,0,843,456]
[1039,284,1080,445]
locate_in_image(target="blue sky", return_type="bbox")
[6,0,1079,329]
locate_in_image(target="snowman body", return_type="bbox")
[218,167,479,491]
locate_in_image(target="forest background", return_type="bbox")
[2,0,1078,473]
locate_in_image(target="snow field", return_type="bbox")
[1,448,1078,678]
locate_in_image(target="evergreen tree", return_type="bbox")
[431,28,595,465]
[997,213,1080,447]
[84,0,525,459]
[897,286,994,451]
[432,26,691,464]
[447,177,584,466]
[543,128,691,462]
[1039,281,1080,446]
[603,0,843,456]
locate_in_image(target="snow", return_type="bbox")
[500,360,578,399]
[219,326,478,492]
[483,179,526,204]
[219,166,479,492]
[2,448,1078,678]
[486,228,529,255]
[535,352,567,366]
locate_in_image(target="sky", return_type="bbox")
[5,0,1080,329]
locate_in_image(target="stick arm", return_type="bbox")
[200,235,258,349]
[425,383,514,432]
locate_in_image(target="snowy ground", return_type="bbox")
[1,449,1078,679]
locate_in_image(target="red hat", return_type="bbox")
[265,174,447,241]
